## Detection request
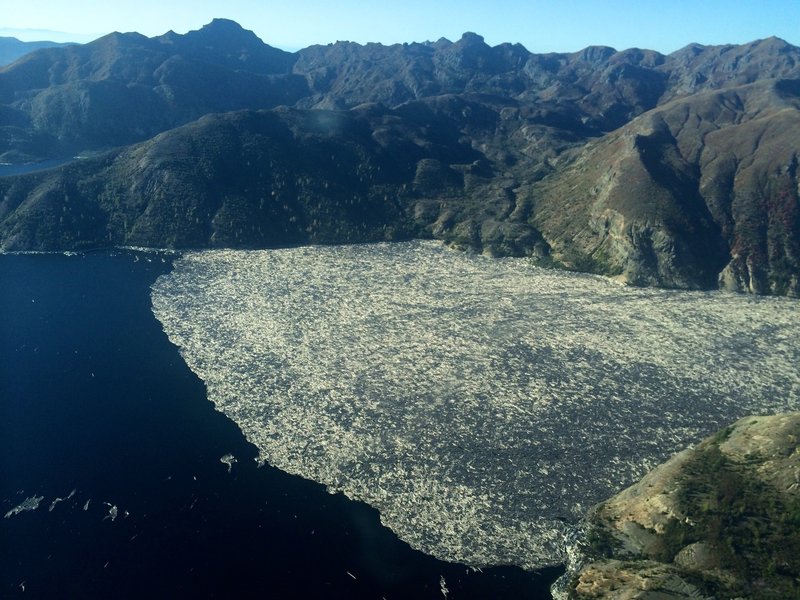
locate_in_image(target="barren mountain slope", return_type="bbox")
[529,78,800,294]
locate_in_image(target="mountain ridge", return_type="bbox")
[0,20,798,295]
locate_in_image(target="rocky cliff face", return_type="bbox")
[556,414,800,599]
[1,20,799,295]
[529,79,800,294]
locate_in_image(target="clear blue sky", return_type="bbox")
[2,0,799,54]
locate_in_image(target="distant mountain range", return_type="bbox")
[0,36,73,67]
[0,18,798,295]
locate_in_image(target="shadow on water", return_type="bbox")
[0,251,563,598]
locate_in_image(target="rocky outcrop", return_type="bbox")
[555,414,800,599]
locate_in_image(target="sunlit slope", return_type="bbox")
[530,78,800,295]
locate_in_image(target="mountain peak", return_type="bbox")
[185,18,265,47]
[574,45,617,63]
[458,32,485,46]
[173,18,296,74]
[202,18,248,33]
[749,35,794,53]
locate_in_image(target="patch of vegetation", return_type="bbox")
[588,244,625,277]
[585,524,622,559]
[655,439,800,597]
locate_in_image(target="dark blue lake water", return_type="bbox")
[0,250,562,598]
